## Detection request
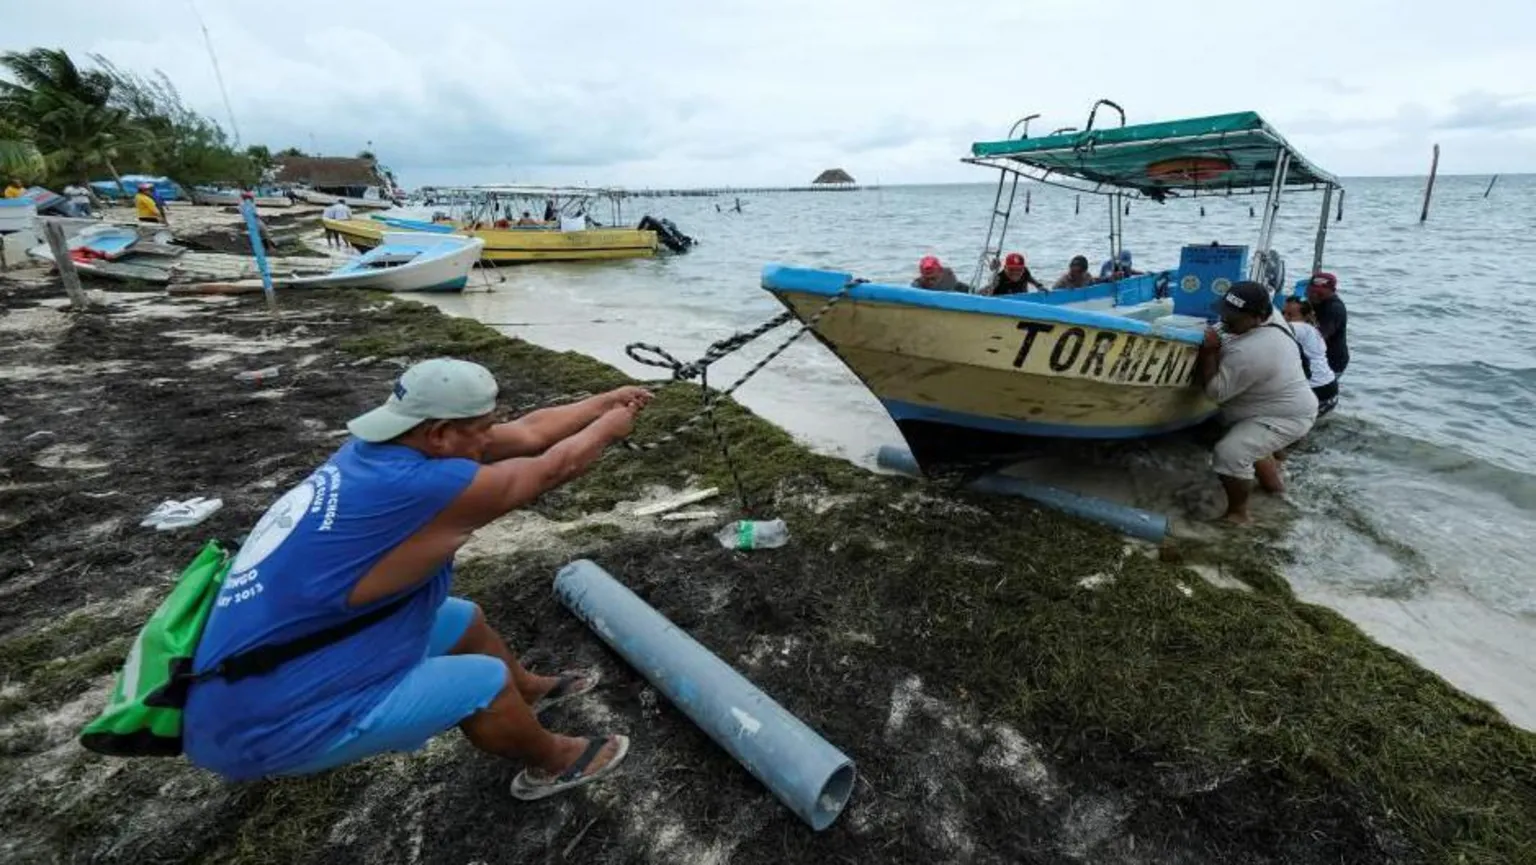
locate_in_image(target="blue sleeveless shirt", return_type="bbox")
[184,440,479,780]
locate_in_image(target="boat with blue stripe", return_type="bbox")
[763,102,1343,470]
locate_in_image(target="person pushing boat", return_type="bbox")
[988,252,1045,295]
[912,255,969,292]
[183,359,651,799]
[1196,282,1318,523]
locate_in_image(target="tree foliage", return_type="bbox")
[0,47,262,189]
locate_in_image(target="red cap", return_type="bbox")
[1004,252,1025,268]
[1310,271,1337,289]
[918,255,941,275]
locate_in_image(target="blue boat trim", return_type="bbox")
[762,264,1204,345]
[881,398,1215,439]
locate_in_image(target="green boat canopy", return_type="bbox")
[968,111,1338,199]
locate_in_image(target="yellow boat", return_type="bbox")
[321,217,658,263]
[764,105,1343,470]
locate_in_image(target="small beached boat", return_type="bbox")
[285,231,483,293]
[322,216,659,263]
[292,187,395,210]
[764,104,1343,470]
[190,187,292,208]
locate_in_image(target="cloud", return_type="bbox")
[4,0,1536,185]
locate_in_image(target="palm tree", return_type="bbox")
[0,48,134,193]
[0,117,43,179]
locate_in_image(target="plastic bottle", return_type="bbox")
[716,519,789,550]
[234,366,282,386]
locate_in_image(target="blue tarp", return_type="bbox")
[90,175,184,201]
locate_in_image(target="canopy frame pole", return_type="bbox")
[1311,183,1334,275]
[1107,191,1123,268]
[1249,148,1291,281]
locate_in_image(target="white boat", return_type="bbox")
[284,232,483,292]
[190,187,292,208]
[292,187,395,210]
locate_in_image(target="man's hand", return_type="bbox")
[602,386,653,411]
[1201,327,1222,351]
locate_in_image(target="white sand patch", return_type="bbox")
[739,635,801,669]
[160,328,323,354]
[1186,564,1253,593]
[1077,572,1115,590]
[0,359,136,382]
[32,443,112,471]
[0,305,70,339]
[458,486,704,562]
[186,351,235,370]
[980,723,1060,803]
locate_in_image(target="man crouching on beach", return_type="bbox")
[184,358,650,800]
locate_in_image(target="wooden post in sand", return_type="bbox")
[41,221,91,309]
[1419,144,1440,223]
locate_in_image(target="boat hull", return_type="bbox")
[322,217,657,263]
[764,266,1217,467]
[288,232,484,293]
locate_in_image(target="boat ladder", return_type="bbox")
[970,113,1038,292]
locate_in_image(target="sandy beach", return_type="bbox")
[2,236,1534,863]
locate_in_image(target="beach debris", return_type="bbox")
[140,496,223,530]
[21,429,55,443]
[660,509,718,522]
[716,519,789,550]
[233,365,282,386]
[632,487,719,517]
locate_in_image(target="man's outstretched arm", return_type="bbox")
[483,386,652,461]
[347,404,639,607]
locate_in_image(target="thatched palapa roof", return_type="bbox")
[273,156,381,188]
[812,168,856,185]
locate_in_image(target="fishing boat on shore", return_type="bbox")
[764,104,1343,470]
[189,187,292,208]
[292,187,394,210]
[323,215,663,263]
[285,231,483,293]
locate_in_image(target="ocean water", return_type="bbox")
[419,175,1536,728]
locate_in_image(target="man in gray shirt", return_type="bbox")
[1196,281,1318,523]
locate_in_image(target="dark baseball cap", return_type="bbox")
[1220,281,1272,317]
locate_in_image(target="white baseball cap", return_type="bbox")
[347,358,498,442]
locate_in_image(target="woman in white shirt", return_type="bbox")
[1283,297,1338,416]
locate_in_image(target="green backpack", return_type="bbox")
[80,539,232,756]
[81,539,417,757]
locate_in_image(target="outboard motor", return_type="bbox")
[637,215,695,254]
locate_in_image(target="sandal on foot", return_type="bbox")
[532,670,600,714]
[510,734,629,801]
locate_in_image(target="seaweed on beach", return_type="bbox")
[0,281,1532,865]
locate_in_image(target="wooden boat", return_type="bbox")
[321,216,658,263]
[293,187,394,210]
[285,232,483,292]
[190,187,292,208]
[763,105,1343,470]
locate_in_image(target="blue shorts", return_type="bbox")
[280,596,507,776]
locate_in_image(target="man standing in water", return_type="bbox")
[185,359,650,799]
[1306,272,1349,376]
[1196,282,1318,523]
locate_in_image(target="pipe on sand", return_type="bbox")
[875,445,1168,542]
[553,560,855,830]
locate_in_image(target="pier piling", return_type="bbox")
[1420,144,1440,223]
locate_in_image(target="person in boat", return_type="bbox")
[134,184,166,224]
[516,211,539,226]
[1196,281,1317,523]
[1099,249,1141,280]
[988,252,1044,295]
[1052,255,1097,289]
[183,358,651,798]
[911,255,969,292]
[1283,297,1339,417]
[3,178,24,199]
[1304,271,1349,376]
[321,200,353,248]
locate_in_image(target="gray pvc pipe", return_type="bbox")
[875,445,1169,542]
[553,560,855,830]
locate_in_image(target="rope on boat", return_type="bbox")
[617,279,862,513]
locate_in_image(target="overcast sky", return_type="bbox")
[5,0,1533,188]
